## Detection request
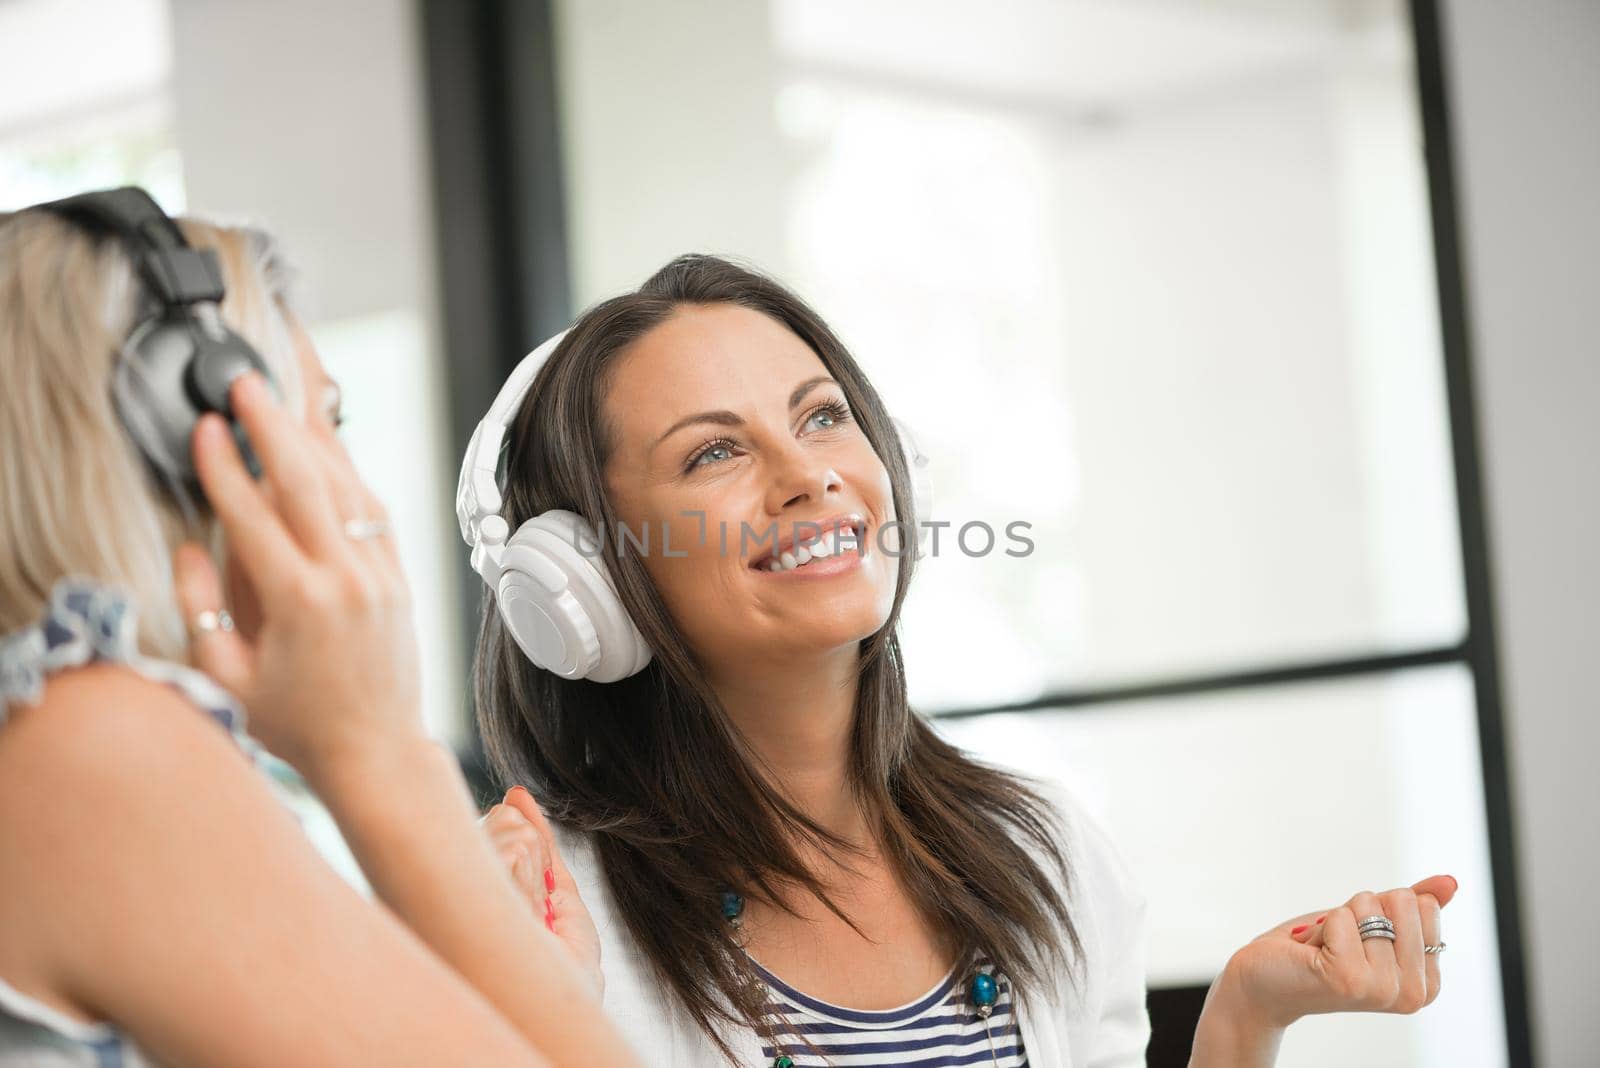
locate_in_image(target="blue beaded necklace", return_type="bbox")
[721,891,1004,1068]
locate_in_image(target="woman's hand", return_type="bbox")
[173,371,425,779]
[1190,874,1458,1067]
[481,787,604,1001]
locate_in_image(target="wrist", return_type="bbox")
[300,728,456,804]
[1189,957,1288,1068]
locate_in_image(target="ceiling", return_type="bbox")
[773,0,1406,116]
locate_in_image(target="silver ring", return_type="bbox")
[193,609,234,635]
[343,518,391,541]
[1357,915,1394,930]
[1359,928,1398,942]
[1424,942,1447,955]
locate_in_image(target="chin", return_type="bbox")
[791,598,895,652]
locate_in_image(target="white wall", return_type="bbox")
[1438,1,1600,1064]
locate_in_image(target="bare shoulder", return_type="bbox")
[0,661,246,806]
[0,668,551,1067]
[0,662,269,980]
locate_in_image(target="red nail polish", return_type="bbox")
[545,897,556,921]
[1291,924,1308,935]
[544,867,556,893]
[545,912,556,931]
[1316,916,1325,924]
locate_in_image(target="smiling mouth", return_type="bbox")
[749,516,869,573]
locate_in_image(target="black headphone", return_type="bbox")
[33,186,277,504]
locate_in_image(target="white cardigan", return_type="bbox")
[551,783,1152,1067]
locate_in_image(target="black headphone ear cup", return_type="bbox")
[113,314,206,486]
[185,325,274,478]
[185,326,269,414]
[113,313,276,488]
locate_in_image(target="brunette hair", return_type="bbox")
[473,253,1081,1059]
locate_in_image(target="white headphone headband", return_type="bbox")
[455,328,571,549]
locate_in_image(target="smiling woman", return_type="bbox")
[470,252,1459,1068]
[471,253,1127,1067]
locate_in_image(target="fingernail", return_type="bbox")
[1446,874,1458,892]
[545,911,556,931]
[544,867,556,893]
[1291,924,1308,935]
[545,898,556,923]
[1317,916,1325,924]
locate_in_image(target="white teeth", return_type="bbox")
[762,543,820,573]
[758,521,866,572]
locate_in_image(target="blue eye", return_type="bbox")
[806,400,851,431]
[687,439,737,470]
[682,399,852,473]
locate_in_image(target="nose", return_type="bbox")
[764,438,842,515]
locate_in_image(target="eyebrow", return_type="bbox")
[650,375,837,451]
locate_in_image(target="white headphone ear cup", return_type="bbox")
[891,417,933,557]
[496,550,598,679]
[497,509,652,682]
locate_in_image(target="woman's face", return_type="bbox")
[223,311,343,638]
[601,303,900,671]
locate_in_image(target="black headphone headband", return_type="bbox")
[38,186,225,309]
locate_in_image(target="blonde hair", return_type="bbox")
[0,207,304,660]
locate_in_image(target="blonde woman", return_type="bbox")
[0,191,638,1067]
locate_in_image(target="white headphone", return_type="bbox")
[456,328,934,683]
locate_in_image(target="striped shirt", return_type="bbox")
[750,957,1029,1067]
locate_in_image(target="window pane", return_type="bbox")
[556,0,1467,704]
[934,664,1504,1068]
[0,0,183,209]
[313,311,467,747]
[775,0,1467,705]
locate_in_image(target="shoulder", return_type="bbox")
[1030,779,1146,923]
[0,663,269,968]
[547,825,649,989]
[547,822,662,1004]
[0,661,246,792]
[1021,779,1152,1063]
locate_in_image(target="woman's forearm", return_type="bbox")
[306,734,639,1068]
[1188,963,1285,1068]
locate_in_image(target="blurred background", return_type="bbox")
[3,0,1594,1065]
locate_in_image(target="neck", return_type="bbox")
[706,642,867,844]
